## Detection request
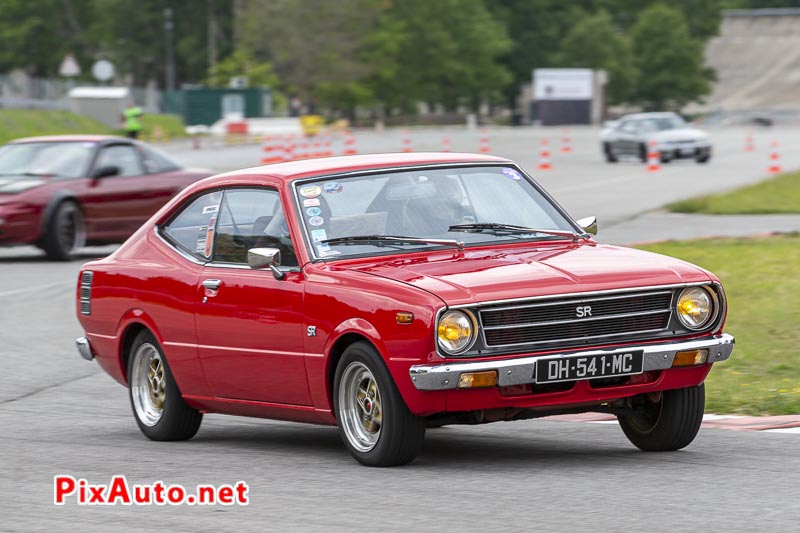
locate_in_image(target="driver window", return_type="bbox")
[94,145,144,177]
[213,188,298,266]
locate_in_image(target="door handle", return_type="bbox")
[202,279,221,290]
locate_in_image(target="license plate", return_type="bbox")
[680,147,695,155]
[536,351,644,384]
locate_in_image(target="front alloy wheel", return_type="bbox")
[339,362,383,452]
[334,341,425,466]
[618,384,705,451]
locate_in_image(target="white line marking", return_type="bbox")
[0,281,72,298]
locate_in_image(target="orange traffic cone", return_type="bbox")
[441,136,451,152]
[745,130,754,152]
[260,136,285,164]
[538,139,552,171]
[402,129,413,153]
[479,128,490,154]
[560,129,572,153]
[343,131,358,155]
[646,141,661,172]
[768,140,782,174]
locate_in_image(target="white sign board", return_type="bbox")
[59,54,81,77]
[92,60,115,82]
[533,69,593,100]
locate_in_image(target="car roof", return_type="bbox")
[213,152,513,183]
[8,134,126,144]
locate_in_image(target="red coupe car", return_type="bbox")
[0,135,211,260]
[75,153,734,466]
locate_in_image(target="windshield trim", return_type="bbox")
[290,161,584,262]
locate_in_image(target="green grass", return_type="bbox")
[0,109,111,144]
[638,234,800,415]
[0,109,187,145]
[667,170,800,214]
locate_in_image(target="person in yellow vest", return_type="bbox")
[121,103,144,139]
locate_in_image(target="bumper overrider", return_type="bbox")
[409,333,734,391]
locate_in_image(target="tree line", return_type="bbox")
[0,0,728,113]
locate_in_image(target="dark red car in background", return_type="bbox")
[0,135,211,260]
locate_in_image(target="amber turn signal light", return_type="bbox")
[396,312,414,324]
[457,370,498,388]
[672,349,709,367]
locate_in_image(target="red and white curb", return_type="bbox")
[546,413,800,433]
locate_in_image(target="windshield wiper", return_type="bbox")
[448,223,581,241]
[321,234,464,251]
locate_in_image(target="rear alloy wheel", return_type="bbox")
[42,201,85,261]
[618,384,705,451]
[334,341,425,466]
[128,330,202,441]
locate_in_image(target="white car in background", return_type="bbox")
[601,112,712,164]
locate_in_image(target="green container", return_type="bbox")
[163,88,272,126]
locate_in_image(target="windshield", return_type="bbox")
[0,142,95,179]
[639,115,686,132]
[294,165,576,259]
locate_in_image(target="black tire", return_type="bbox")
[638,143,648,163]
[127,330,202,441]
[696,153,711,164]
[618,384,705,451]
[41,201,85,261]
[333,341,425,466]
[603,142,618,163]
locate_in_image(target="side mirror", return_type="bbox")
[576,216,598,236]
[91,165,121,179]
[247,247,285,280]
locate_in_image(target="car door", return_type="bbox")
[81,143,178,240]
[616,119,640,155]
[194,187,311,405]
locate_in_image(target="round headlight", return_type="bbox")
[437,310,476,354]
[676,287,714,330]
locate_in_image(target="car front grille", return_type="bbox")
[479,290,674,349]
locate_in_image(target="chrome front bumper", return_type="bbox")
[76,337,95,361]
[409,333,734,391]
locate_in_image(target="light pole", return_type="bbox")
[164,6,176,91]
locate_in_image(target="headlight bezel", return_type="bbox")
[675,286,719,331]
[436,309,478,355]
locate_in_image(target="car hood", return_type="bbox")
[346,242,712,306]
[650,128,709,142]
[0,176,46,195]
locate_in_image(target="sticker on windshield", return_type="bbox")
[303,198,321,207]
[299,185,322,198]
[308,216,325,227]
[311,229,327,243]
[202,205,219,215]
[323,182,343,194]
[319,249,341,257]
[306,207,322,217]
[316,242,331,253]
[502,168,522,181]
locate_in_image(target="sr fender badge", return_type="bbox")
[307,326,317,337]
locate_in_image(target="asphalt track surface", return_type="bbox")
[1,126,799,531]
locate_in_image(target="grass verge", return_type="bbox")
[638,234,800,415]
[0,109,110,144]
[667,170,800,214]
